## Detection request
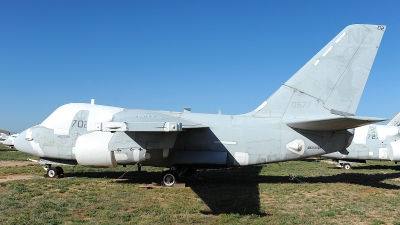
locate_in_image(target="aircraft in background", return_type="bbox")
[3,133,19,149]
[0,133,8,144]
[15,24,386,186]
[323,112,400,169]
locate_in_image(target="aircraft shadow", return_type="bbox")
[66,166,269,216]
[65,165,400,216]
[349,164,400,171]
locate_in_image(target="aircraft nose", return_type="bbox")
[14,129,39,156]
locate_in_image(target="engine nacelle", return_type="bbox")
[74,132,117,168]
[388,141,400,162]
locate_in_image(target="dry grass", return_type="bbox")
[0,153,400,224]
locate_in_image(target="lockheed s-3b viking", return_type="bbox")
[15,24,386,186]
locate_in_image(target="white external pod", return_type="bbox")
[74,132,117,168]
[388,141,400,162]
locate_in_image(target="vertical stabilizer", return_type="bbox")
[387,112,400,126]
[252,24,386,118]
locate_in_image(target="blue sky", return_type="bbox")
[1,1,400,133]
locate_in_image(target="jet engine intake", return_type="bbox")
[74,132,117,168]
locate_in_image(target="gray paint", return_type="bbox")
[14,24,386,173]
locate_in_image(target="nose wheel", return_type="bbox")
[44,165,64,178]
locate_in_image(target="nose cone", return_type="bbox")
[14,129,39,156]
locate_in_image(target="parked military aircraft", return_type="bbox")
[0,133,8,144]
[15,24,386,186]
[3,133,19,148]
[323,112,400,169]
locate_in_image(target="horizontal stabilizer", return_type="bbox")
[286,116,386,131]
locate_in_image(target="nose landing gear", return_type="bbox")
[44,165,64,178]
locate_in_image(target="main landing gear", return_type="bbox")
[162,170,179,187]
[44,164,64,178]
[161,165,196,187]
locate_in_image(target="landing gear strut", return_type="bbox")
[44,164,64,178]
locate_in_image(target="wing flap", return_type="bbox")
[286,116,386,131]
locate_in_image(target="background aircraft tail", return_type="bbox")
[387,112,400,126]
[252,24,386,119]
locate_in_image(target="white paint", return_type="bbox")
[313,59,320,66]
[74,131,117,168]
[388,141,400,161]
[115,153,128,161]
[285,139,305,155]
[25,128,33,141]
[41,103,123,135]
[133,149,141,162]
[335,32,347,43]
[353,125,369,145]
[234,152,249,166]
[369,151,373,156]
[24,128,44,156]
[254,101,268,112]
[377,126,400,140]
[379,148,388,159]
[322,46,333,57]
[90,99,95,105]
[164,122,182,132]
[214,141,237,145]
[287,141,300,151]
[30,141,44,157]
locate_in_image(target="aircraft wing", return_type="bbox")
[98,110,208,132]
[286,116,386,131]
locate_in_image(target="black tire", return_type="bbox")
[55,166,64,178]
[344,163,351,170]
[47,168,58,178]
[162,170,178,187]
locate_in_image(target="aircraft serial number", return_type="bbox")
[71,120,87,128]
[291,102,311,108]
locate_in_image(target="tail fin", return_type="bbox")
[252,24,386,118]
[387,112,400,126]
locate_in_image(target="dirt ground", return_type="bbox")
[0,175,39,182]
[0,161,35,167]
[0,161,39,182]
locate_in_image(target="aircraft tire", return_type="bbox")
[47,168,58,178]
[344,164,351,170]
[55,166,64,178]
[162,170,178,187]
